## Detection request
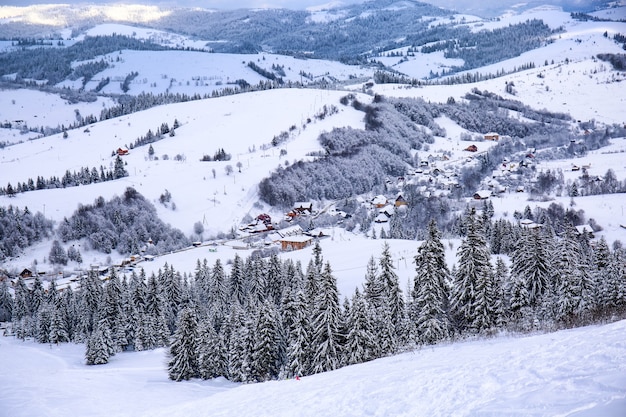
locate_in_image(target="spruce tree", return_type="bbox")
[285,289,311,378]
[197,318,227,379]
[345,288,376,365]
[379,242,405,340]
[510,227,552,309]
[411,219,450,344]
[311,262,342,374]
[228,253,247,306]
[0,279,13,322]
[168,307,199,381]
[554,225,584,326]
[250,300,281,382]
[451,210,494,333]
[49,305,70,344]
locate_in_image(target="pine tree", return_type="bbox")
[345,288,376,365]
[311,262,342,374]
[553,226,583,326]
[379,242,405,340]
[168,307,199,381]
[0,279,14,322]
[363,255,383,310]
[36,305,52,343]
[113,155,128,179]
[197,318,227,379]
[228,254,247,306]
[160,264,182,334]
[85,307,115,365]
[145,272,169,348]
[451,210,494,333]
[49,305,70,344]
[226,304,249,382]
[510,226,552,310]
[250,300,281,382]
[411,220,450,344]
[285,289,311,378]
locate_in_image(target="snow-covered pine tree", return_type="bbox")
[265,254,285,305]
[0,279,13,322]
[345,288,376,365]
[75,271,103,342]
[492,257,508,328]
[145,272,170,348]
[249,300,281,382]
[103,270,125,352]
[510,226,552,310]
[285,288,311,378]
[225,305,247,382]
[49,304,70,344]
[363,255,383,310]
[228,253,247,306]
[85,312,114,365]
[168,307,199,381]
[197,317,227,379]
[411,219,450,344]
[159,263,182,334]
[194,259,211,306]
[208,259,229,326]
[311,262,342,374]
[30,275,45,315]
[36,304,52,344]
[378,242,405,342]
[451,209,495,333]
[554,225,585,327]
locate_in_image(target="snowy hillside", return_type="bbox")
[1,319,625,417]
[1,3,626,417]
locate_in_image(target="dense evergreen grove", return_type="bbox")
[5,213,625,382]
[0,205,54,261]
[57,187,190,255]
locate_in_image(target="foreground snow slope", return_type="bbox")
[1,319,625,417]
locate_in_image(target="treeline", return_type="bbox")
[247,61,284,84]
[0,156,128,198]
[124,120,179,155]
[444,19,558,71]
[57,187,190,255]
[0,205,54,261]
[597,53,626,71]
[0,35,169,85]
[4,212,625,382]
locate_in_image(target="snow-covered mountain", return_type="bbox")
[1,2,626,416]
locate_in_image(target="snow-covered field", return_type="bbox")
[1,319,625,417]
[1,3,626,417]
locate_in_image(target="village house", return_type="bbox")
[280,235,313,251]
[293,202,313,215]
[116,147,129,156]
[394,194,408,208]
[371,195,388,208]
[484,132,500,141]
[473,190,492,200]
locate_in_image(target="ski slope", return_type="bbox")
[1,319,625,417]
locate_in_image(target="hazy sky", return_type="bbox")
[3,0,599,13]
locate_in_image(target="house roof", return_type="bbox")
[474,190,492,199]
[371,195,387,205]
[294,202,313,210]
[280,235,313,243]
